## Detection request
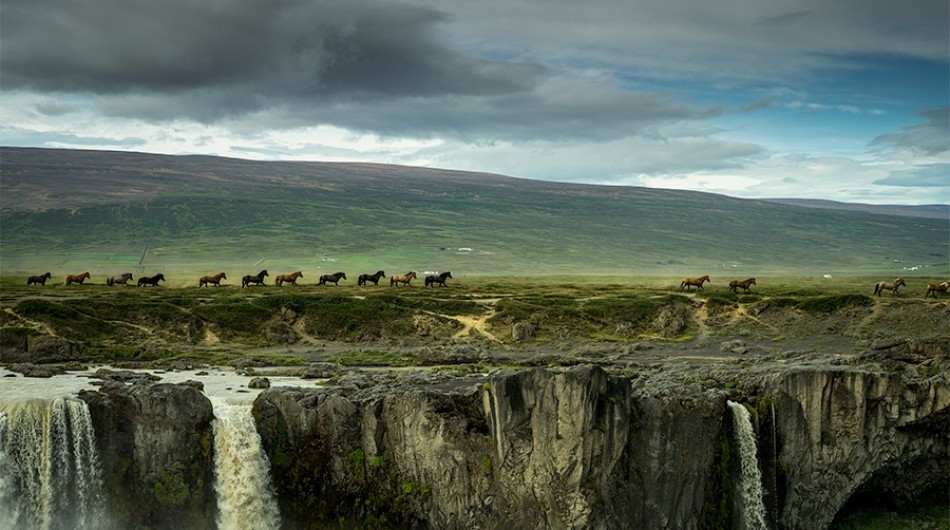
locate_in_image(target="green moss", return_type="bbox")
[348,448,366,464]
[479,454,493,475]
[332,350,422,367]
[152,471,190,507]
[797,294,873,313]
[821,429,837,447]
[831,500,950,530]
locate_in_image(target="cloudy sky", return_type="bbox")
[2,0,948,205]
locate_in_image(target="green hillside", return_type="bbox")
[1,147,947,277]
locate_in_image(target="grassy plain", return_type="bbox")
[2,148,948,276]
[3,272,948,368]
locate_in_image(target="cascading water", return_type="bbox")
[211,397,281,530]
[0,397,107,530]
[727,400,768,530]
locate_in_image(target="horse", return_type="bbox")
[107,273,134,286]
[924,281,950,299]
[137,273,165,287]
[425,271,452,287]
[358,271,386,286]
[275,271,303,286]
[199,272,227,287]
[873,278,905,296]
[729,278,756,294]
[242,270,269,288]
[390,271,417,287]
[64,272,91,286]
[27,272,52,285]
[318,272,347,286]
[679,275,710,292]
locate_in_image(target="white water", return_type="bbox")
[0,397,106,530]
[0,367,312,530]
[211,397,281,530]
[728,400,768,530]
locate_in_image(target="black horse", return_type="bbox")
[242,270,269,288]
[318,271,347,286]
[27,272,52,285]
[138,273,165,287]
[425,271,452,287]
[357,271,386,286]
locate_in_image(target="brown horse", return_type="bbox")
[318,272,347,286]
[358,271,386,286]
[107,273,134,286]
[729,278,756,294]
[242,270,268,288]
[425,271,452,287]
[873,278,905,296]
[275,271,303,286]
[64,272,91,286]
[680,275,710,292]
[27,272,52,285]
[390,271,417,287]
[924,281,950,299]
[138,273,165,287]
[199,272,227,287]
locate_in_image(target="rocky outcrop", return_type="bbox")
[768,368,950,530]
[79,380,217,530]
[254,362,949,530]
[0,329,82,362]
[254,367,730,529]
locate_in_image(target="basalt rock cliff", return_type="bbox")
[79,378,217,530]
[252,357,949,529]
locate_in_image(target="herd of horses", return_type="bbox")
[678,274,950,299]
[28,270,454,289]
[22,271,950,298]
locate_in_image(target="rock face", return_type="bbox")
[254,364,949,530]
[768,368,950,530]
[254,367,728,529]
[79,380,217,530]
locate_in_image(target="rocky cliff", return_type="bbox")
[253,357,949,529]
[79,375,217,530]
[43,353,947,530]
[768,366,949,529]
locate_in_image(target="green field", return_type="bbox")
[2,148,947,276]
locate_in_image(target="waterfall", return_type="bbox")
[211,397,281,530]
[728,400,768,530]
[0,397,107,530]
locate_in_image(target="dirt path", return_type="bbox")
[694,300,710,342]
[3,307,60,337]
[290,319,322,345]
[450,310,502,342]
[728,303,784,336]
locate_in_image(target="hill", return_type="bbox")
[1,147,947,277]
[763,198,949,220]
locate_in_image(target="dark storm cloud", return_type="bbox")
[3,0,714,141]
[871,108,950,155]
[1,0,543,99]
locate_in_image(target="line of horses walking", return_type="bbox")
[29,270,454,289]
[22,271,950,298]
[678,274,950,298]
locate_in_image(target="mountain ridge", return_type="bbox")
[1,147,947,275]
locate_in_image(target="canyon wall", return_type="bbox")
[19,359,941,529]
[253,362,948,529]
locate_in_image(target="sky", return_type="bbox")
[1,0,948,205]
